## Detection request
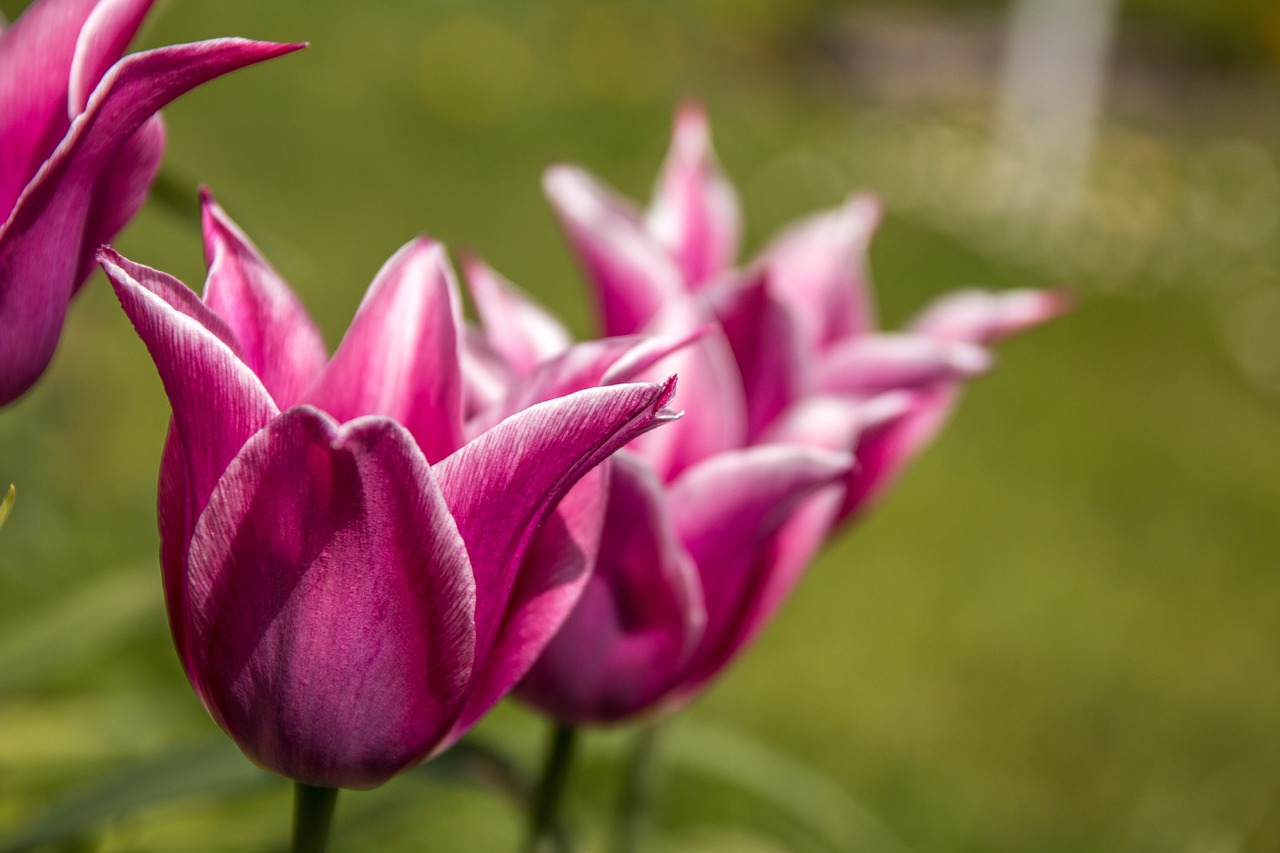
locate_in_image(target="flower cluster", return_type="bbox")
[2,1,1064,844]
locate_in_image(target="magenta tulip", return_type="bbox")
[97,192,680,788]
[0,0,301,406]
[506,103,1065,723]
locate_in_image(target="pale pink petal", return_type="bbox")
[644,101,741,288]
[519,453,704,724]
[435,379,680,731]
[304,239,464,462]
[544,164,686,336]
[817,332,992,396]
[200,189,328,407]
[98,247,278,673]
[463,256,570,376]
[666,445,852,696]
[0,38,303,405]
[910,287,1071,345]
[760,193,882,352]
[187,408,476,789]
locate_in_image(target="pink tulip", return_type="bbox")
[96,191,680,788]
[0,0,301,406]
[508,103,1065,723]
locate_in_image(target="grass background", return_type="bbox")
[2,0,1280,850]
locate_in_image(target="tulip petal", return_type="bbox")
[544,164,686,336]
[200,190,328,408]
[0,0,100,217]
[305,239,464,462]
[666,445,852,695]
[760,193,882,352]
[0,37,303,405]
[463,257,570,376]
[68,0,154,116]
[519,453,704,724]
[817,332,992,396]
[627,301,748,481]
[645,101,741,288]
[72,113,163,289]
[187,408,476,789]
[909,287,1071,345]
[98,247,278,668]
[466,329,701,437]
[709,269,806,440]
[436,378,680,730]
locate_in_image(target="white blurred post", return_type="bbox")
[992,0,1118,218]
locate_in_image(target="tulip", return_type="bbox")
[0,0,301,406]
[96,191,681,791]
[504,102,1066,726]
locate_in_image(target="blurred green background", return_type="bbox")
[3,0,1280,850]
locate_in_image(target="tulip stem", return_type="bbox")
[611,722,662,853]
[524,722,578,852]
[291,783,338,853]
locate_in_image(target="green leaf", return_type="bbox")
[0,484,13,530]
[0,739,276,853]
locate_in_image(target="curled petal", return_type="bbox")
[68,0,153,116]
[99,247,277,668]
[0,0,100,217]
[463,257,570,376]
[760,193,882,353]
[520,453,704,724]
[436,378,681,731]
[910,287,1071,345]
[544,164,686,336]
[817,332,992,396]
[666,445,852,696]
[645,101,741,288]
[0,37,303,405]
[201,190,328,407]
[187,408,476,789]
[305,238,464,462]
[467,329,702,438]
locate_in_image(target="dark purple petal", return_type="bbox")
[644,102,741,288]
[435,378,680,731]
[304,238,464,462]
[544,164,686,336]
[187,408,476,789]
[519,453,704,724]
[201,189,328,408]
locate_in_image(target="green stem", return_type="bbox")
[291,783,338,853]
[611,723,662,853]
[524,722,578,853]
